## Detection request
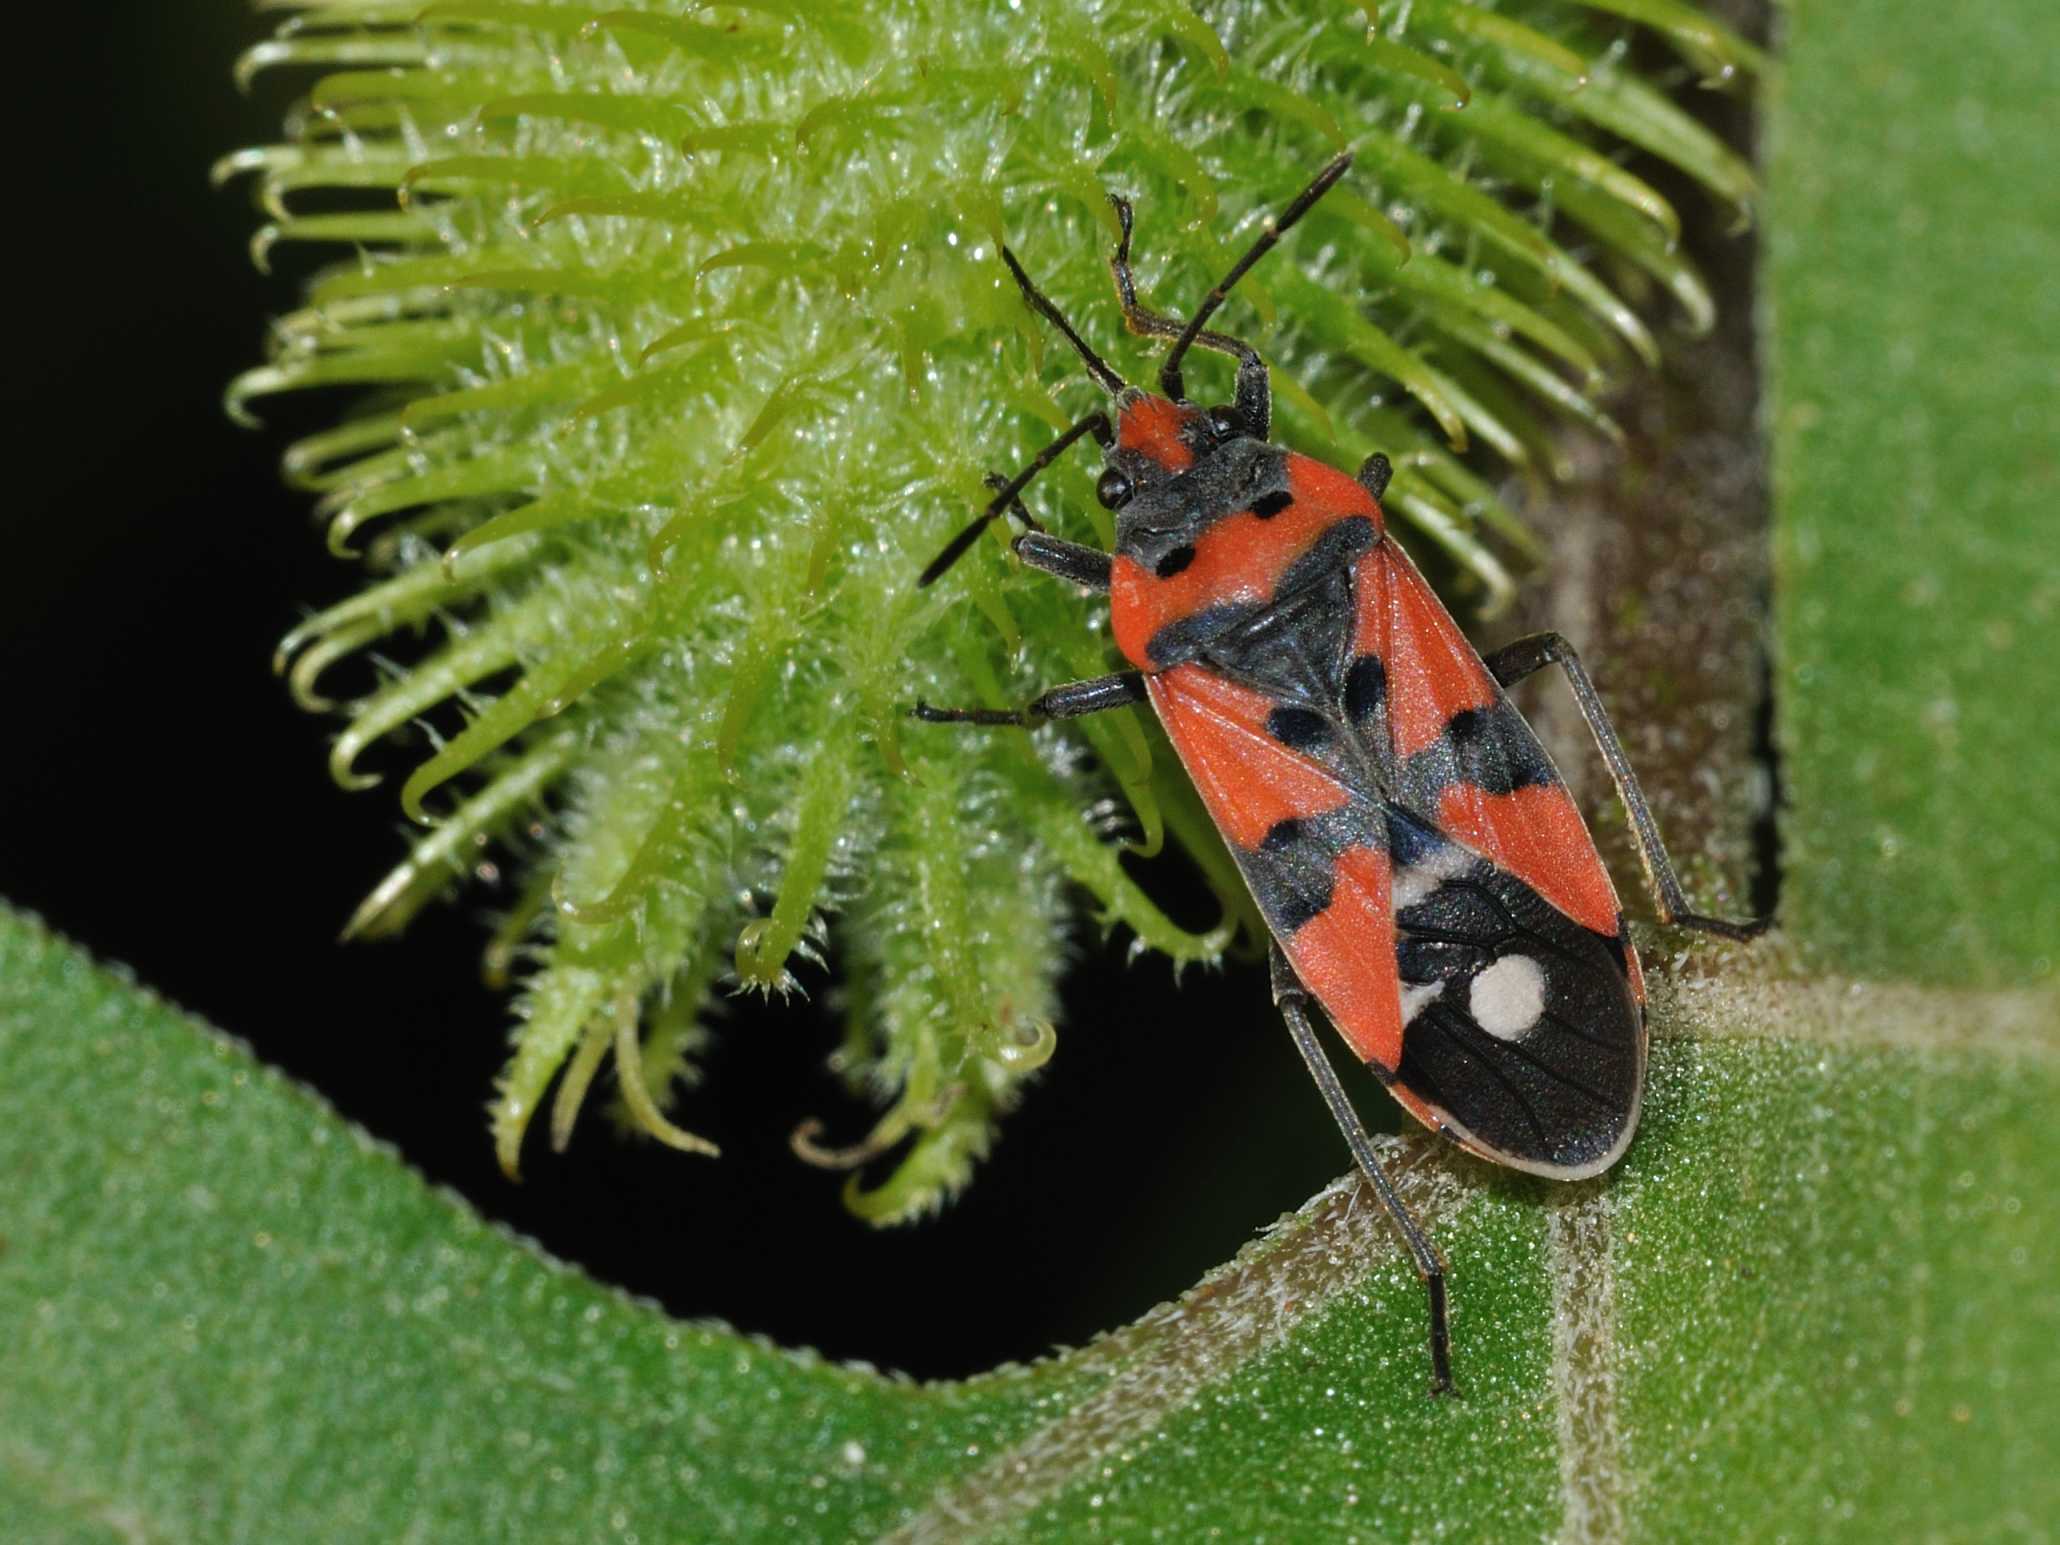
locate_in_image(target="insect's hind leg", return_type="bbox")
[1271,946,1455,1396]
[1482,632,1769,941]
[911,671,1145,728]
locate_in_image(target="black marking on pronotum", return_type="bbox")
[1250,490,1293,519]
[1154,545,1197,579]
[1275,515,1378,599]
[1344,655,1387,724]
[1112,437,1278,572]
[1143,600,1264,669]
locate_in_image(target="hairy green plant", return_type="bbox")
[224,0,1758,1220]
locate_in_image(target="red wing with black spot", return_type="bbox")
[1146,526,1646,1179]
[1147,664,1405,1073]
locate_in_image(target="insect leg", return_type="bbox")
[1107,196,1270,435]
[911,671,1146,728]
[1016,531,1112,591]
[918,413,1112,588]
[967,472,1114,591]
[1482,632,1770,941]
[1357,451,1392,501]
[1272,945,1454,1395]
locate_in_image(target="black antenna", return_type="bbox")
[1161,151,1353,403]
[916,237,1128,588]
[1000,247,1127,397]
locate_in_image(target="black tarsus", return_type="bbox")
[1271,945,1456,1396]
[917,414,1112,588]
[1481,632,1772,942]
[911,671,1146,727]
[1160,151,1355,409]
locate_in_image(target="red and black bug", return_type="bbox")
[914,153,1764,1393]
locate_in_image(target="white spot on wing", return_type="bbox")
[1399,980,1444,1024]
[1391,846,1470,910]
[1471,954,1547,1040]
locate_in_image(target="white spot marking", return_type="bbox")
[1470,954,1547,1040]
[1399,980,1444,1025]
[1391,847,1470,910]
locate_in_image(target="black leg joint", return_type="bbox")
[1015,532,1113,592]
[911,672,1145,730]
[1358,452,1392,502]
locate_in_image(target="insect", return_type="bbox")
[913,152,1764,1393]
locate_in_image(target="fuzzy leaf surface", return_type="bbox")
[3,909,2056,1540]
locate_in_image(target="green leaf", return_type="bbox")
[4,910,2056,1539]
[0,908,1067,1541]
[1768,0,2060,986]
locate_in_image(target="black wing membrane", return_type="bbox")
[1383,806,1642,1178]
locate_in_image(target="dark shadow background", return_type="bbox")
[0,3,1354,1380]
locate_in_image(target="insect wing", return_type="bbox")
[1146,663,1406,1073]
[1355,542,1645,1177]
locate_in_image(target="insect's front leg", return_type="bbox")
[979,472,1112,591]
[912,671,1145,728]
[914,477,1125,725]
[1014,531,1112,591]
[1482,631,1770,941]
[918,415,1111,587]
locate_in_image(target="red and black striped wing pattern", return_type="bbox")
[1146,529,1647,1179]
[1353,540,1646,1177]
[1147,663,1406,1072]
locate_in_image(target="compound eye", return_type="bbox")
[1208,406,1245,440]
[1095,468,1134,510]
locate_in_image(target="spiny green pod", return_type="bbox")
[224,0,1759,1222]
